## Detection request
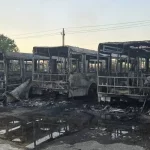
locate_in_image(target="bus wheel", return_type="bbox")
[88,83,97,101]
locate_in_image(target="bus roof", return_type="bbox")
[33,45,98,57]
[5,52,49,60]
[98,40,150,58]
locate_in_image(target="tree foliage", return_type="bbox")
[0,34,19,52]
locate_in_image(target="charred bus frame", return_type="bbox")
[32,46,106,98]
[97,41,150,102]
[0,51,48,99]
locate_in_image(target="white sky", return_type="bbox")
[1,0,150,53]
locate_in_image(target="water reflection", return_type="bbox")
[111,130,129,140]
[12,138,22,142]
[0,116,149,149]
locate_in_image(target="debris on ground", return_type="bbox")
[138,108,150,123]
[83,105,139,122]
[3,79,32,104]
[0,96,149,149]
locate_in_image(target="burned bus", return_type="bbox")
[97,41,150,102]
[32,46,106,98]
[0,51,48,99]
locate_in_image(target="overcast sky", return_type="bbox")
[1,0,150,53]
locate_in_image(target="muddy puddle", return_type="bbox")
[0,112,149,150]
[0,115,71,149]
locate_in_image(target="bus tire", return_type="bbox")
[88,83,97,100]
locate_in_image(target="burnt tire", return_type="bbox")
[88,83,97,100]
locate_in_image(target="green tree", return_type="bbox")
[0,34,19,52]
